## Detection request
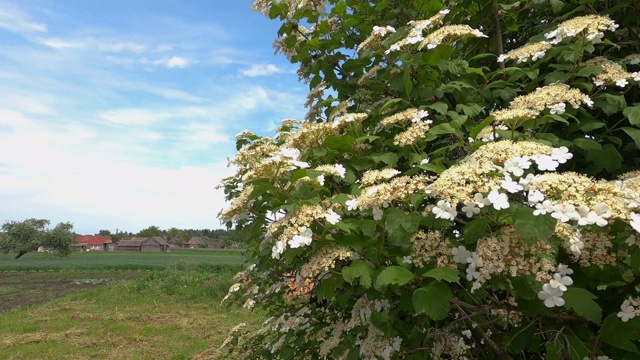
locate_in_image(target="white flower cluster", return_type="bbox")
[538,265,573,308]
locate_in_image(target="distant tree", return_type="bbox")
[136,225,162,237]
[0,218,74,258]
[97,229,111,237]
[166,227,189,244]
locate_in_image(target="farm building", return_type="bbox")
[117,239,144,251]
[75,235,115,251]
[184,237,206,248]
[117,237,169,252]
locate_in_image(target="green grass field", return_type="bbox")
[0,248,245,271]
[0,249,259,359]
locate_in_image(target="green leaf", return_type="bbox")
[512,207,556,245]
[585,144,622,173]
[412,282,452,320]
[385,209,421,245]
[403,66,413,98]
[455,103,483,117]
[380,98,403,114]
[422,267,459,284]
[375,266,415,289]
[371,153,398,166]
[550,0,564,12]
[462,217,490,244]
[426,102,448,114]
[623,105,640,126]
[510,275,539,300]
[342,260,373,289]
[595,94,627,115]
[573,137,602,151]
[601,314,638,352]
[324,135,355,150]
[429,123,456,135]
[622,127,640,149]
[562,288,602,323]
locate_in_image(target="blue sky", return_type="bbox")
[0,0,307,234]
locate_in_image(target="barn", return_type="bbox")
[116,239,144,251]
[142,237,169,252]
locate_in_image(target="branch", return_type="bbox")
[491,0,505,70]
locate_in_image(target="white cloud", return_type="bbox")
[99,108,173,126]
[99,41,147,54]
[154,44,173,52]
[242,63,288,77]
[0,94,57,115]
[133,83,208,103]
[37,38,84,49]
[164,55,191,68]
[0,2,47,34]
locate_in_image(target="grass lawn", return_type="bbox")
[0,250,260,359]
[0,248,245,271]
[0,284,260,359]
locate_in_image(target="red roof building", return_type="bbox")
[75,235,115,251]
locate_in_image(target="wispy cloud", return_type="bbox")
[242,63,289,77]
[99,108,174,126]
[0,2,47,34]
[37,38,83,49]
[98,41,146,53]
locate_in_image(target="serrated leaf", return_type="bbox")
[422,267,459,284]
[624,105,640,126]
[562,288,602,323]
[512,207,556,245]
[380,98,403,114]
[426,102,448,114]
[595,94,627,115]
[462,217,490,244]
[601,314,638,352]
[585,144,622,173]
[412,282,452,320]
[324,135,356,150]
[375,266,415,289]
[370,153,398,166]
[342,260,373,289]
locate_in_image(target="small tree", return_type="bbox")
[0,219,74,258]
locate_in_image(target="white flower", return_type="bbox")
[528,190,545,204]
[461,201,480,218]
[243,299,256,309]
[504,156,531,177]
[532,50,546,61]
[618,300,637,322]
[466,252,483,268]
[630,213,640,232]
[373,207,383,221]
[549,103,566,115]
[533,200,554,216]
[402,256,413,264]
[616,78,629,87]
[626,235,638,247]
[549,273,573,292]
[487,190,510,210]
[633,72,640,82]
[439,8,450,15]
[291,160,310,168]
[316,175,325,186]
[289,227,313,248]
[501,175,524,193]
[452,246,471,264]
[466,265,480,281]
[551,203,579,223]
[420,157,430,165]
[346,199,358,211]
[534,154,559,171]
[551,146,573,164]
[556,264,573,276]
[279,147,301,159]
[473,193,492,208]
[538,283,565,308]
[569,235,584,255]
[583,96,594,107]
[271,240,286,259]
[411,110,429,123]
[497,54,508,63]
[593,78,605,86]
[432,200,457,220]
[324,210,341,225]
[518,173,537,189]
[334,164,346,178]
[586,32,604,43]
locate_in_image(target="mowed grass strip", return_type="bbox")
[0,248,245,272]
[0,286,259,360]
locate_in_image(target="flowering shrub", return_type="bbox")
[219,1,640,359]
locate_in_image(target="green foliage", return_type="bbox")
[220,0,640,358]
[0,218,74,258]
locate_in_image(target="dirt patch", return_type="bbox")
[0,271,144,311]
